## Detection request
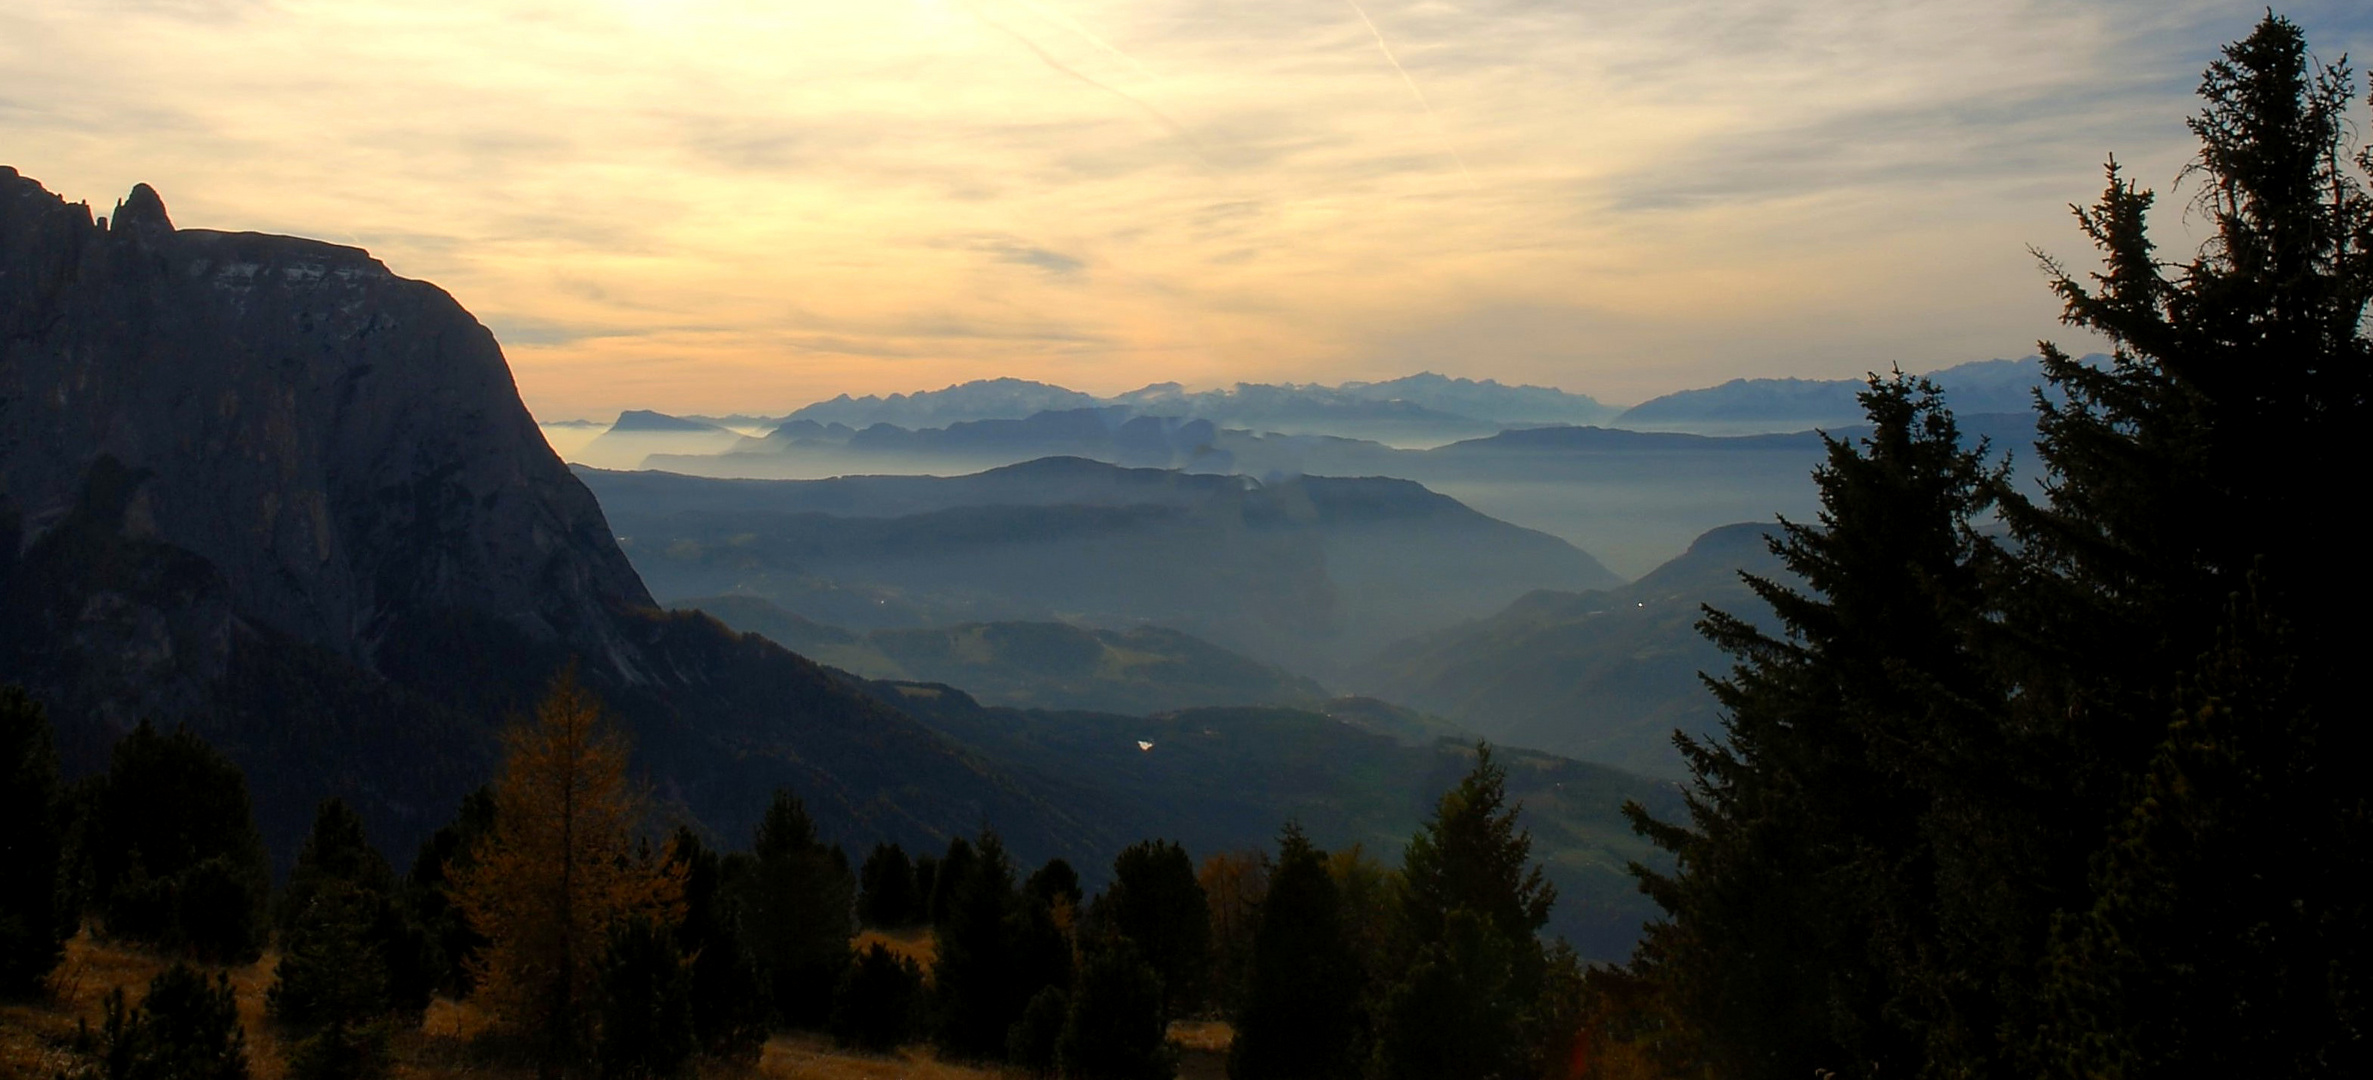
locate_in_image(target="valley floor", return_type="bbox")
[0,934,1231,1080]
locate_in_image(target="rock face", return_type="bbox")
[0,169,1093,863]
[4,172,644,654]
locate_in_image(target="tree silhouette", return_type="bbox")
[731,789,853,1030]
[0,686,68,996]
[455,669,682,1066]
[88,721,269,963]
[1227,825,1360,1080]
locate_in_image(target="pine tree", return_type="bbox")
[2010,15,2373,1075]
[455,669,684,1066]
[0,685,69,996]
[1625,374,2005,1077]
[731,789,854,1030]
[1377,745,1560,1080]
[594,915,697,1080]
[93,962,250,1080]
[274,799,438,1023]
[856,842,916,929]
[661,828,766,1062]
[929,829,1023,1061]
[829,942,922,1053]
[1226,825,1360,1080]
[404,786,495,997]
[88,721,270,963]
[1056,938,1174,1080]
[1095,840,1209,1020]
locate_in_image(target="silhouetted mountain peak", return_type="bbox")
[110,182,173,235]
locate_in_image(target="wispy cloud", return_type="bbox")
[4,0,2367,415]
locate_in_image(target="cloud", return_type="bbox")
[6,0,2369,420]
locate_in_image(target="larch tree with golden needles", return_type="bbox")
[456,669,683,1066]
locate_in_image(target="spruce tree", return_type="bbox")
[856,842,916,929]
[829,942,922,1053]
[2009,14,2373,1075]
[1376,747,1557,1080]
[594,915,697,1080]
[95,962,251,1080]
[1095,840,1209,1020]
[661,828,766,1061]
[404,786,495,996]
[1055,938,1174,1080]
[1226,825,1360,1080]
[0,685,69,996]
[732,789,854,1029]
[1626,374,2005,1078]
[929,828,1023,1061]
[89,721,270,963]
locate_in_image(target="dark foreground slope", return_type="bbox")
[0,171,1103,866]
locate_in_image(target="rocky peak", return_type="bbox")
[1,171,653,695]
[111,182,173,235]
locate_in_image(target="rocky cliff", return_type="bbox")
[0,169,1099,863]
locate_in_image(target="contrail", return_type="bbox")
[963,2,1213,165]
[1342,0,1472,179]
[1017,0,1161,82]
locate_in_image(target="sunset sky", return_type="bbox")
[7,1,2368,420]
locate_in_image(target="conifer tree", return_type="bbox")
[275,799,438,1022]
[1376,747,1558,1080]
[405,786,495,996]
[1227,825,1360,1080]
[594,915,696,1080]
[929,829,1024,1061]
[731,789,854,1029]
[1625,374,2004,1078]
[0,685,69,996]
[856,842,916,929]
[2008,14,2373,1075]
[1095,840,1209,1020]
[1056,938,1174,1080]
[661,828,766,1061]
[94,962,250,1080]
[829,942,922,1053]
[89,721,270,963]
[455,670,683,1065]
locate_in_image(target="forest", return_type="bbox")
[1,11,2367,1080]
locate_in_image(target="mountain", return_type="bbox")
[1350,522,1791,777]
[759,374,1616,452]
[1336,372,1618,425]
[0,171,1110,867]
[573,410,747,470]
[860,679,1684,960]
[578,457,1621,675]
[1612,356,2064,433]
[681,595,1329,716]
[785,377,1102,428]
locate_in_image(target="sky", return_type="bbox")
[6,2,2370,420]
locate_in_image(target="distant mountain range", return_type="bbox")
[765,373,1619,447]
[578,456,1621,676]
[1611,356,2080,433]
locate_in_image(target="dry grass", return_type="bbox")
[850,928,936,971]
[1168,1020,1232,1080]
[5,932,1226,1080]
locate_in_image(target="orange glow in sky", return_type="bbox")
[7,2,2358,419]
